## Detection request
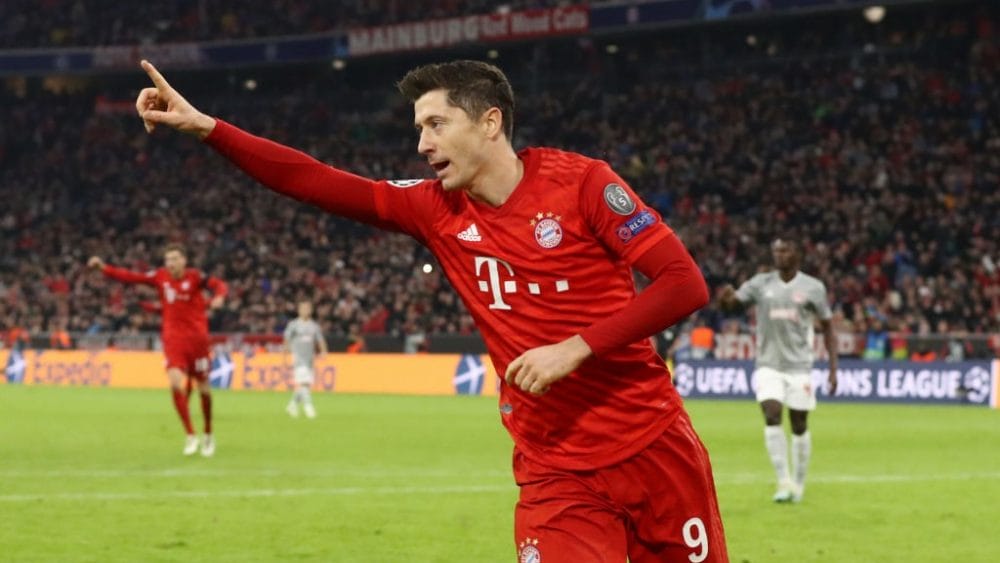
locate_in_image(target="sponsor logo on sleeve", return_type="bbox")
[616,209,656,243]
[386,179,425,188]
[603,183,636,215]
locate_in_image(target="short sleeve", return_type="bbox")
[812,281,833,321]
[370,179,439,244]
[283,322,294,343]
[578,162,673,265]
[735,274,762,304]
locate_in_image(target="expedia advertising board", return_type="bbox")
[672,360,1000,408]
[1,350,500,397]
[3,350,997,407]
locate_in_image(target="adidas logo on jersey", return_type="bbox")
[457,223,482,242]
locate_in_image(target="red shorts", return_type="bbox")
[164,338,211,381]
[513,412,728,563]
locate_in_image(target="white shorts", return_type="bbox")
[754,367,816,411]
[293,365,315,385]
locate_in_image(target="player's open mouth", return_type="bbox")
[430,161,450,175]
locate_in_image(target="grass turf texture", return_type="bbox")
[1,385,997,562]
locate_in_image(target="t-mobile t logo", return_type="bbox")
[474,256,569,310]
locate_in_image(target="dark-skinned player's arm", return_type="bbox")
[506,164,708,395]
[88,256,157,286]
[717,284,748,313]
[134,60,392,230]
[820,318,838,394]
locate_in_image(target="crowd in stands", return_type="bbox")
[0,2,997,356]
[0,0,566,49]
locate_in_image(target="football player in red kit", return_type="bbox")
[135,60,727,561]
[88,244,227,457]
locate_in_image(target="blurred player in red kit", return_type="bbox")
[134,60,727,561]
[88,244,227,457]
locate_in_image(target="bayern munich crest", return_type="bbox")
[530,211,563,249]
[518,538,541,563]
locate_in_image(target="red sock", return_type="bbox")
[200,392,213,435]
[172,389,194,435]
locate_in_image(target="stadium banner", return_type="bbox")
[0,34,349,76]
[672,359,998,407]
[0,1,904,75]
[347,5,589,57]
[589,0,701,29]
[0,349,501,397]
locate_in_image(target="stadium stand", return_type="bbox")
[0,1,997,356]
[0,0,565,48]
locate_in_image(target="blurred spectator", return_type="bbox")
[862,318,888,360]
[0,1,997,349]
[690,318,715,360]
[0,0,569,48]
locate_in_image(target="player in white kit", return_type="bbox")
[720,239,838,503]
[283,301,328,419]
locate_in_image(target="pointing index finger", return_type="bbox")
[140,59,172,91]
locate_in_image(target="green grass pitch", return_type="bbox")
[1,385,998,562]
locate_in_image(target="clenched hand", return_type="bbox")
[504,335,592,396]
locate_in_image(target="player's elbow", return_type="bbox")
[686,274,710,314]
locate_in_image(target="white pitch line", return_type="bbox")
[715,471,1000,485]
[0,467,511,479]
[0,484,515,503]
[2,472,998,503]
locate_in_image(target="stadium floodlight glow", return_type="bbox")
[332,59,346,70]
[487,49,499,59]
[243,79,257,91]
[864,5,886,24]
[605,44,619,54]
[746,34,758,47]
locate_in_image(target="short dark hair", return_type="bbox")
[397,60,515,140]
[163,243,186,257]
[771,238,799,252]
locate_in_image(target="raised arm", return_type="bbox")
[135,60,382,226]
[203,275,228,310]
[88,256,156,286]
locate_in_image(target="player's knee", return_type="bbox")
[789,413,808,434]
[760,401,782,425]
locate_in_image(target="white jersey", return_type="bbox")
[283,319,323,368]
[736,271,831,372]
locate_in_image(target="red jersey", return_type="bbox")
[102,266,227,344]
[205,120,708,471]
[372,148,681,470]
